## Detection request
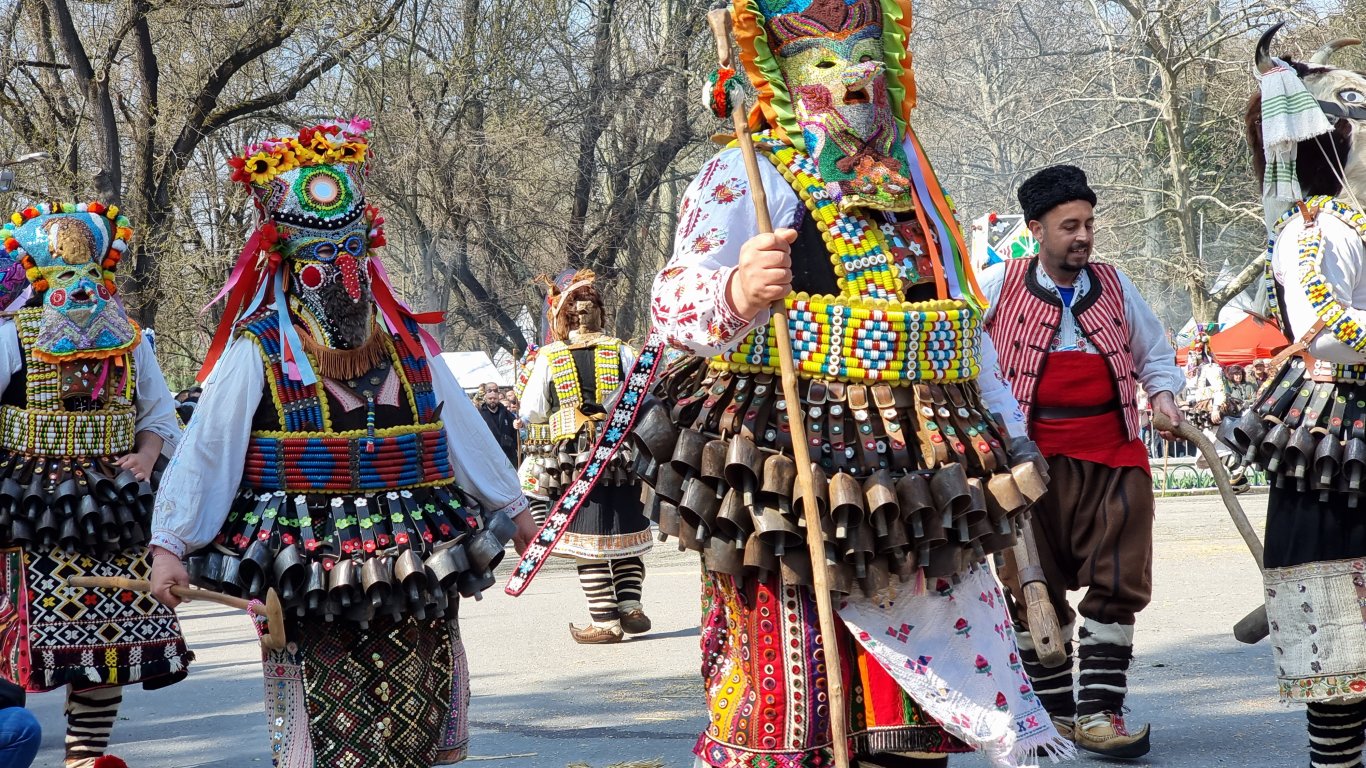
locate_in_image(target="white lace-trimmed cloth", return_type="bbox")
[1258,57,1334,231]
[839,563,1076,768]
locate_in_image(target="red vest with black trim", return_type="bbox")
[986,258,1141,441]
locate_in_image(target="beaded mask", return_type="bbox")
[203,119,446,386]
[738,0,915,212]
[1,203,139,363]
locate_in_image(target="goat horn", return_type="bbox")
[1256,22,1286,75]
[1310,38,1363,65]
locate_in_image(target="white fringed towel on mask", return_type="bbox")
[838,563,1076,768]
[1258,57,1333,230]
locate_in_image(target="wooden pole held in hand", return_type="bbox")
[1150,410,1269,643]
[706,6,850,766]
[67,575,288,650]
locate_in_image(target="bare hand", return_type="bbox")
[512,509,540,555]
[1151,391,1183,441]
[149,547,190,608]
[726,228,798,319]
[114,450,156,482]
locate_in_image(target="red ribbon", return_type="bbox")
[196,227,274,382]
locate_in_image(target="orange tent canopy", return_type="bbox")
[1176,315,1287,365]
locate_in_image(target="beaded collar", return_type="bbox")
[1267,196,1366,354]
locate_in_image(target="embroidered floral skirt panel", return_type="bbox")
[0,545,191,693]
[262,615,468,767]
[695,570,967,767]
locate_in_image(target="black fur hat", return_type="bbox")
[1017,165,1097,223]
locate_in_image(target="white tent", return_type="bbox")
[439,351,510,391]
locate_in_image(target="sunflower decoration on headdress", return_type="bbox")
[200,118,440,384]
[0,201,140,363]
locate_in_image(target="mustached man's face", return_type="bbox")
[1028,200,1095,282]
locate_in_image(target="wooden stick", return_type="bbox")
[1011,521,1067,667]
[706,8,850,766]
[1150,411,1269,643]
[68,575,288,650]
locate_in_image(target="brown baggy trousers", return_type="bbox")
[999,456,1155,627]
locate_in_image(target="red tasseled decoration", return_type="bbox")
[93,756,130,768]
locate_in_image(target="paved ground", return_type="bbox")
[28,492,1302,767]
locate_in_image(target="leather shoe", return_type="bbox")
[620,609,652,635]
[569,622,623,644]
[1075,712,1150,759]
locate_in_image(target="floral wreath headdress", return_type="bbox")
[199,118,442,384]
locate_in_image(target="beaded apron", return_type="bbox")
[0,309,190,692]
[190,309,514,627]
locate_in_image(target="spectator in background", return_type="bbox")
[0,679,40,768]
[1219,365,1256,422]
[1251,359,1269,385]
[478,382,519,467]
[175,386,202,427]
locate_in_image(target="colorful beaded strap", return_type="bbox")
[712,294,981,384]
[243,425,453,493]
[0,408,135,456]
[1267,196,1366,354]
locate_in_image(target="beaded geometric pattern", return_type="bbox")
[300,616,454,768]
[542,340,623,442]
[0,308,137,456]
[708,134,982,384]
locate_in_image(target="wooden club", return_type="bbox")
[68,575,287,651]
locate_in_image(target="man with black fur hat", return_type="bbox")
[978,164,1185,759]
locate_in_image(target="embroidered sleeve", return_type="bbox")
[517,350,552,424]
[651,148,799,357]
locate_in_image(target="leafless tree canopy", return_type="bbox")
[0,0,1355,385]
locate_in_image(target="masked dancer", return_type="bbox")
[542,0,1076,764]
[519,271,650,643]
[0,202,190,768]
[1229,28,1366,768]
[149,119,535,766]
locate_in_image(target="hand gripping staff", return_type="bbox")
[67,576,287,651]
[705,5,852,765]
[1150,411,1270,643]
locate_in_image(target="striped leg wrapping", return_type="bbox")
[611,556,645,612]
[1076,624,1133,717]
[64,685,123,768]
[1017,629,1076,723]
[1308,701,1366,768]
[576,559,620,624]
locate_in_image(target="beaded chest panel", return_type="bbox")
[0,308,136,456]
[709,137,982,384]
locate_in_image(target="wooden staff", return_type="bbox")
[706,7,851,766]
[1150,411,1269,643]
[68,575,287,651]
